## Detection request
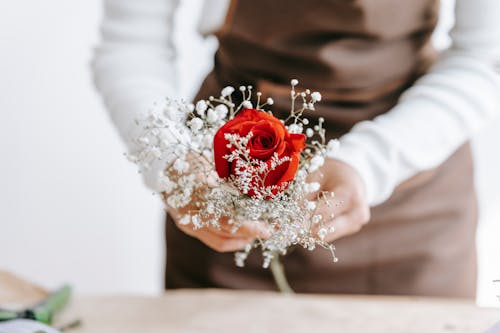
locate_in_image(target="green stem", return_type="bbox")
[269,254,294,294]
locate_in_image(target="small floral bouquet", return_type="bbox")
[129,79,340,292]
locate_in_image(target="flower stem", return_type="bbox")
[269,253,294,294]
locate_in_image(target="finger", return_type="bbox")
[175,221,255,245]
[174,214,271,239]
[319,214,357,242]
[175,221,200,237]
[205,225,264,240]
[219,221,271,238]
[313,183,358,220]
[195,229,254,252]
[321,207,370,242]
[314,197,350,223]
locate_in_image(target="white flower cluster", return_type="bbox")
[129,79,340,268]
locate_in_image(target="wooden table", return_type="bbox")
[57,289,500,333]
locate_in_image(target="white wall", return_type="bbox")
[0,0,498,306]
[0,0,216,296]
[0,0,164,294]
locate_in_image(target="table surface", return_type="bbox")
[56,289,500,333]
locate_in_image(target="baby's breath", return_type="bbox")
[129,79,340,268]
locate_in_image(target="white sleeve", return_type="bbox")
[333,0,500,206]
[91,0,181,190]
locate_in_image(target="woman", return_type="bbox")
[92,0,500,297]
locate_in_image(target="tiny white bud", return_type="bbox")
[242,101,253,109]
[206,109,218,123]
[215,104,228,119]
[195,100,207,116]
[173,158,189,174]
[305,200,317,211]
[311,91,322,102]
[306,128,314,137]
[318,228,328,240]
[138,137,149,144]
[192,215,202,228]
[179,215,191,225]
[291,79,299,86]
[305,182,320,193]
[312,214,322,224]
[159,175,176,194]
[221,86,235,97]
[188,117,204,131]
[308,155,325,172]
[266,97,274,105]
[288,123,303,134]
[326,139,340,157]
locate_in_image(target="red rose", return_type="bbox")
[214,108,306,196]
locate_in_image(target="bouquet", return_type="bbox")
[129,79,340,292]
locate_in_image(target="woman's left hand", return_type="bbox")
[308,158,371,242]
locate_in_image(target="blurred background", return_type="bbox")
[0,0,499,306]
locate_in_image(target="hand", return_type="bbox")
[165,194,271,253]
[169,206,270,252]
[163,153,271,252]
[308,158,370,242]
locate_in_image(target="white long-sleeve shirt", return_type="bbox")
[91,0,500,206]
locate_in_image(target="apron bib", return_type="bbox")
[165,0,477,297]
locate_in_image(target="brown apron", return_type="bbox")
[165,0,478,297]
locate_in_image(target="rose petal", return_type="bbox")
[213,108,306,197]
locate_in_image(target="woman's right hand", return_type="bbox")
[167,200,271,253]
[163,153,271,252]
